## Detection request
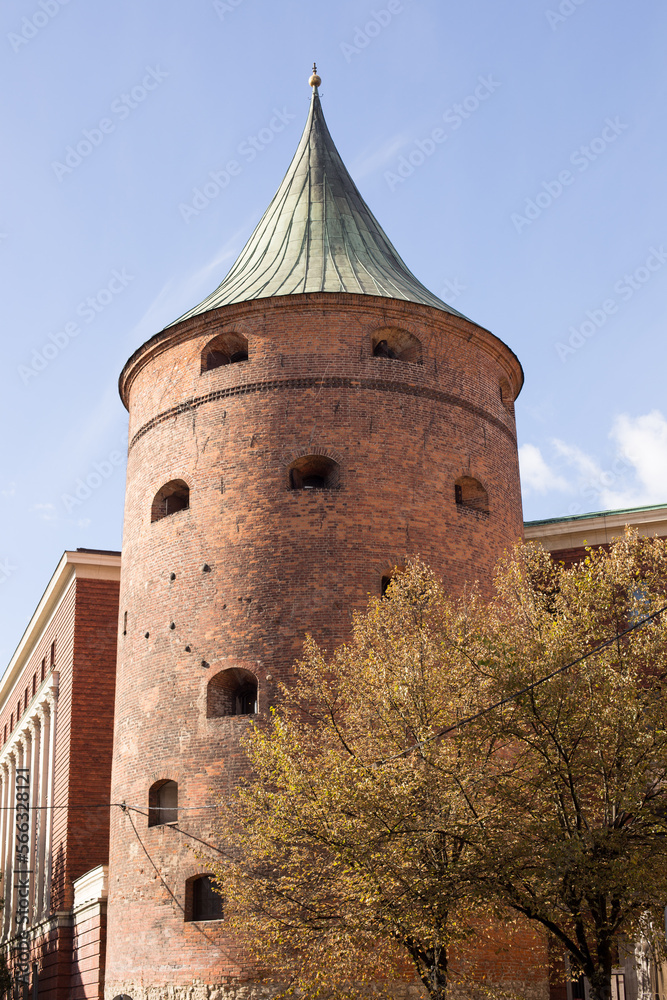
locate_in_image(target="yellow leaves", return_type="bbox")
[213,535,667,998]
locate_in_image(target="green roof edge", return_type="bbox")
[524,501,667,529]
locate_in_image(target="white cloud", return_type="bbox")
[599,410,667,508]
[519,444,569,494]
[551,439,601,481]
[521,410,667,514]
[32,503,58,522]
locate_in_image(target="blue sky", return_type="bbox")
[1,0,666,665]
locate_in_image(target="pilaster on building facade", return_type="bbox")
[0,548,120,999]
[5,71,667,1000]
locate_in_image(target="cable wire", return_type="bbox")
[124,805,185,913]
[375,603,667,765]
[0,801,220,811]
[1,607,663,821]
[123,805,231,858]
[122,804,233,954]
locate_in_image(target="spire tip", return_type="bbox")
[309,62,321,90]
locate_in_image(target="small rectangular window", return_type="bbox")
[50,640,56,668]
[32,674,36,697]
[41,658,45,682]
[3,725,6,745]
[17,700,21,721]
[24,689,28,711]
[571,976,585,999]
[611,974,626,1000]
[10,713,14,733]
[123,611,128,636]
[189,875,224,921]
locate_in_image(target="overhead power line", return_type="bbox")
[121,804,230,857]
[0,801,219,812]
[376,604,667,765]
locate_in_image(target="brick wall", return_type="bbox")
[549,543,610,569]
[49,577,118,917]
[31,917,72,1000]
[105,291,532,997]
[68,579,119,885]
[451,917,550,999]
[0,569,119,999]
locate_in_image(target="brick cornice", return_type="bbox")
[129,373,518,451]
[1,553,120,708]
[119,293,524,410]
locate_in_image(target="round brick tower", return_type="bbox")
[105,72,524,999]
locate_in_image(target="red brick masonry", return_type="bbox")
[106,291,535,997]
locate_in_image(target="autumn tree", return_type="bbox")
[471,532,667,1000]
[213,532,667,1000]
[215,563,503,1000]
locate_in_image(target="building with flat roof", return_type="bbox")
[0,549,120,999]
[524,503,667,1000]
[525,501,667,564]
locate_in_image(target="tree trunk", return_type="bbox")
[588,971,612,1000]
[410,943,448,1000]
[424,966,447,1000]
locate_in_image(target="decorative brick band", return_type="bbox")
[129,376,515,451]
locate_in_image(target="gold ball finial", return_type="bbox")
[309,62,321,88]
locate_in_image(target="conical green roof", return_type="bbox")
[171,84,467,324]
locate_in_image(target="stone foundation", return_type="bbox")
[104,977,548,1000]
[105,986,271,1000]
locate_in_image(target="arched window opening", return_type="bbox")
[201,332,249,372]
[499,378,515,416]
[454,476,489,515]
[289,455,340,491]
[371,327,422,364]
[148,779,178,827]
[380,565,405,598]
[207,668,258,719]
[373,340,398,359]
[151,480,190,523]
[186,874,224,922]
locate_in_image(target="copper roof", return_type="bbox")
[169,85,468,325]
